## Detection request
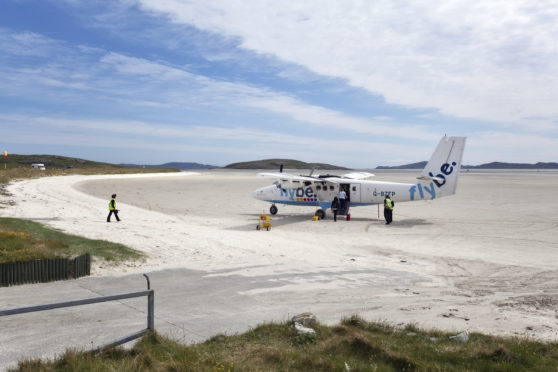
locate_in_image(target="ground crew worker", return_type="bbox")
[384,195,394,224]
[107,194,120,222]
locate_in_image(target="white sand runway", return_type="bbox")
[1,169,558,368]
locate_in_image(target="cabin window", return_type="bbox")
[316,185,321,190]
[352,186,356,191]
[329,185,334,190]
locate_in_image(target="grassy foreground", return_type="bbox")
[0,217,142,264]
[13,316,558,371]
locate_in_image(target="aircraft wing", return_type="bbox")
[341,172,374,179]
[258,172,341,187]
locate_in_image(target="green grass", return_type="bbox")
[0,217,142,264]
[12,316,558,371]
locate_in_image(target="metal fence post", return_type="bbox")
[144,274,154,331]
[148,291,154,331]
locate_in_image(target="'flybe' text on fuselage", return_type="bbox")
[280,187,317,202]
[408,162,457,200]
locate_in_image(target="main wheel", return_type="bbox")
[270,205,278,215]
[256,225,261,230]
[315,209,326,220]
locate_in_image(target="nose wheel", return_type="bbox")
[270,204,278,215]
[315,209,326,220]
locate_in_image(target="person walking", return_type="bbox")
[331,197,340,222]
[107,194,120,222]
[384,195,394,224]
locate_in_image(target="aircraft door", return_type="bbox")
[350,184,361,203]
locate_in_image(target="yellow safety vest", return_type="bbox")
[385,199,393,210]
[109,198,116,210]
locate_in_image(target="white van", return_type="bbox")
[31,163,46,170]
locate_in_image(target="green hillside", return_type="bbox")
[0,155,177,193]
[2,154,123,169]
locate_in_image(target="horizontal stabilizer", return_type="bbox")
[417,175,445,183]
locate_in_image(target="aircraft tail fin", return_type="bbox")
[419,136,467,197]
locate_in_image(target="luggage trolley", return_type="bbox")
[257,215,272,231]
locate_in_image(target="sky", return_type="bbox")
[1,0,558,168]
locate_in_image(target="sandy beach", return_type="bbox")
[2,169,558,367]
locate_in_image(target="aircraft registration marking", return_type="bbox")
[373,190,396,197]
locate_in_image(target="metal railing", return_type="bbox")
[0,274,154,351]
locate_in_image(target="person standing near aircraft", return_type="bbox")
[339,188,347,213]
[107,194,120,222]
[331,197,340,222]
[384,195,394,224]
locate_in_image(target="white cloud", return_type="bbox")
[1,32,438,143]
[135,0,558,130]
[243,95,435,141]
[0,28,63,57]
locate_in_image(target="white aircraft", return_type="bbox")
[252,136,466,219]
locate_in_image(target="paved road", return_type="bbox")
[0,264,419,370]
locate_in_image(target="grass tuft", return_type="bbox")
[0,217,142,264]
[12,319,558,372]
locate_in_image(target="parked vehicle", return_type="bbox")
[31,163,46,170]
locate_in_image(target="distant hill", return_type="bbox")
[224,159,350,170]
[120,162,217,170]
[6,154,121,169]
[463,162,558,169]
[376,161,558,170]
[376,161,427,170]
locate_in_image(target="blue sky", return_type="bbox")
[1,0,557,167]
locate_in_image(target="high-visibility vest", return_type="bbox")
[109,198,116,210]
[385,199,393,210]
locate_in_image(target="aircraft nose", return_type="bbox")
[252,188,264,199]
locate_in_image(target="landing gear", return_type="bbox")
[315,209,326,220]
[270,204,278,215]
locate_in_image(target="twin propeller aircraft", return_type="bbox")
[252,136,467,220]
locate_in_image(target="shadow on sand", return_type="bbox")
[383,218,434,228]
[228,214,433,231]
[229,213,311,231]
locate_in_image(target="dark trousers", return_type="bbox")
[333,210,338,221]
[339,199,346,214]
[384,208,392,224]
[107,210,120,222]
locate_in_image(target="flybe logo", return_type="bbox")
[280,187,317,202]
[409,161,457,200]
